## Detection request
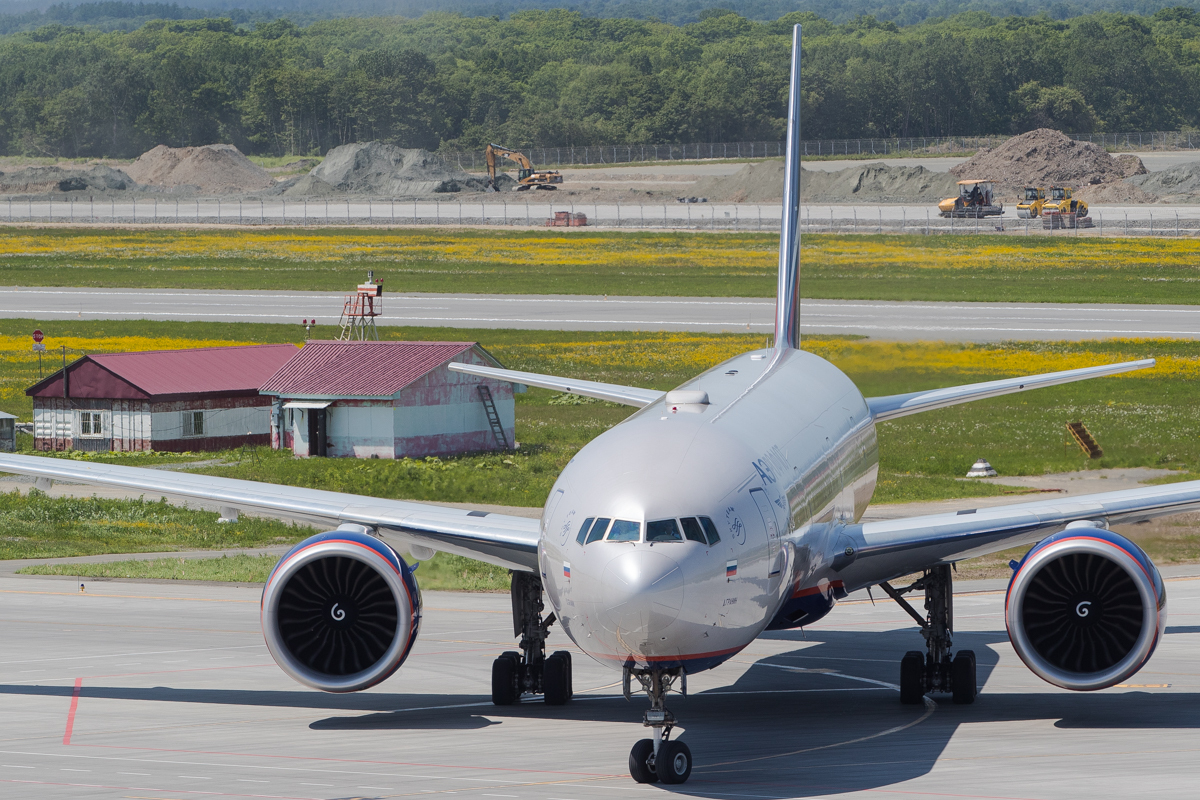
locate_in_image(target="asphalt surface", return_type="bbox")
[8,287,1200,341]
[4,570,1200,800]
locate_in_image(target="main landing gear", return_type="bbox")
[625,667,693,784]
[880,564,977,705]
[491,572,573,706]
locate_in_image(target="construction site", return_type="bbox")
[3,129,1200,233]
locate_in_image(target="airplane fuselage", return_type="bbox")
[537,347,879,673]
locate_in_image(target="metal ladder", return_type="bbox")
[477,385,509,450]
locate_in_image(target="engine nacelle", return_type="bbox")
[1006,526,1165,691]
[261,530,421,693]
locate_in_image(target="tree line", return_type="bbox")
[1,7,1198,159]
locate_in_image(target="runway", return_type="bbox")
[7,286,1200,341]
[3,571,1200,799]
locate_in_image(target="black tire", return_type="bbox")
[952,650,977,705]
[628,739,658,784]
[900,650,925,705]
[543,654,570,705]
[491,654,519,706]
[551,650,573,700]
[657,740,693,784]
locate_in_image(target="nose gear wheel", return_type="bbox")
[625,667,692,784]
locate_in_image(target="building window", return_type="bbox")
[182,410,205,438]
[79,412,103,437]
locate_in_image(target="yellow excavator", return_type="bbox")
[1017,187,1046,219]
[1042,186,1088,217]
[485,143,563,191]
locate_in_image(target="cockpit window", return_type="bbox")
[585,518,611,544]
[607,519,641,541]
[680,517,707,544]
[699,516,721,546]
[575,517,595,545]
[646,519,683,542]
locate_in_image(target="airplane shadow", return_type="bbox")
[3,624,1199,794]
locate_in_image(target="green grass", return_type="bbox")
[4,229,1200,304]
[0,489,310,559]
[16,550,510,590]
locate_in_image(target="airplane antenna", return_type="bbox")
[775,24,803,351]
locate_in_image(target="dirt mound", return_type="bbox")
[1126,162,1200,202]
[125,144,274,194]
[692,160,960,203]
[1114,154,1148,178]
[0,164,134,194]
[293,142,489,196]
[951,129,1127,187]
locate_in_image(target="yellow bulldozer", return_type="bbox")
[485,143,563,191]
[1042,186,1088,217]
[1017,187,1046,219]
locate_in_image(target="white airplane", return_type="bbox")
[0,25,1188,786]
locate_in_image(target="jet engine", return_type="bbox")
[1005,526,1165,691]
[261,530,421,693]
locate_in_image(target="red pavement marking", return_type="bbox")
[62,677,82,745]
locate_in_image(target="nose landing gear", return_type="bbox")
[491,572,573,705]
[881,564,977,705]
[625,667,693,784]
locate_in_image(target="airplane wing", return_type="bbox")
[866,359,1154,421]
[835,478,1200,591]
[0,453,540,571]
[448,362,662,408]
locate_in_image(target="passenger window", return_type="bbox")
[575,517,595,545]
[699,516,721,546]
[646,519,683,542]
[607,520,641,542]
[586,518,611,544]
[680,517,707,544]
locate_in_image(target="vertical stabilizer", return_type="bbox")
[775,25,803,350]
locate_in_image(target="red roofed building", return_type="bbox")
[27,344,299,452]
[259,341,517,459]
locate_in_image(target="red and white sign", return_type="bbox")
[32,329,43,343]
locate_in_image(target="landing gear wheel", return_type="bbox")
[628,739,658,784]
[543,652,572,705]
[952,649,977,704]
[491,652,519,705]
[900,650,925,705]
[657,740,692,784]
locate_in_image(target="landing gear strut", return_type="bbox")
[491,572,572,705]
[625,667,693,784]
[881,564,976,705]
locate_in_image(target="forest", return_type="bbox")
[0,6,1198,158]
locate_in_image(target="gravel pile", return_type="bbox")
[0,165,135,194]
[1126,162,1200,202]
[691,160,960,203]
[125,144,274,194]
[286,142,494,197]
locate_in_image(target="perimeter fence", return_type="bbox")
[5,195,1199,238]
[436,130,1200,169]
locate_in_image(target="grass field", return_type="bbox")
[6,318,1200,509]
[16,549,509,591]
[5,228,1200,303]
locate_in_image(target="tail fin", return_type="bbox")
[775,24,803,351]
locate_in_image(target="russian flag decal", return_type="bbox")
[563,562,571,579]
[726,560,737,579]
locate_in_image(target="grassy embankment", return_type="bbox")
[6,320,1200,581]
[4,229,1200,304]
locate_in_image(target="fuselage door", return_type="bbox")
[750,487,781,578]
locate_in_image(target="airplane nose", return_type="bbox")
[600,551,684,637]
